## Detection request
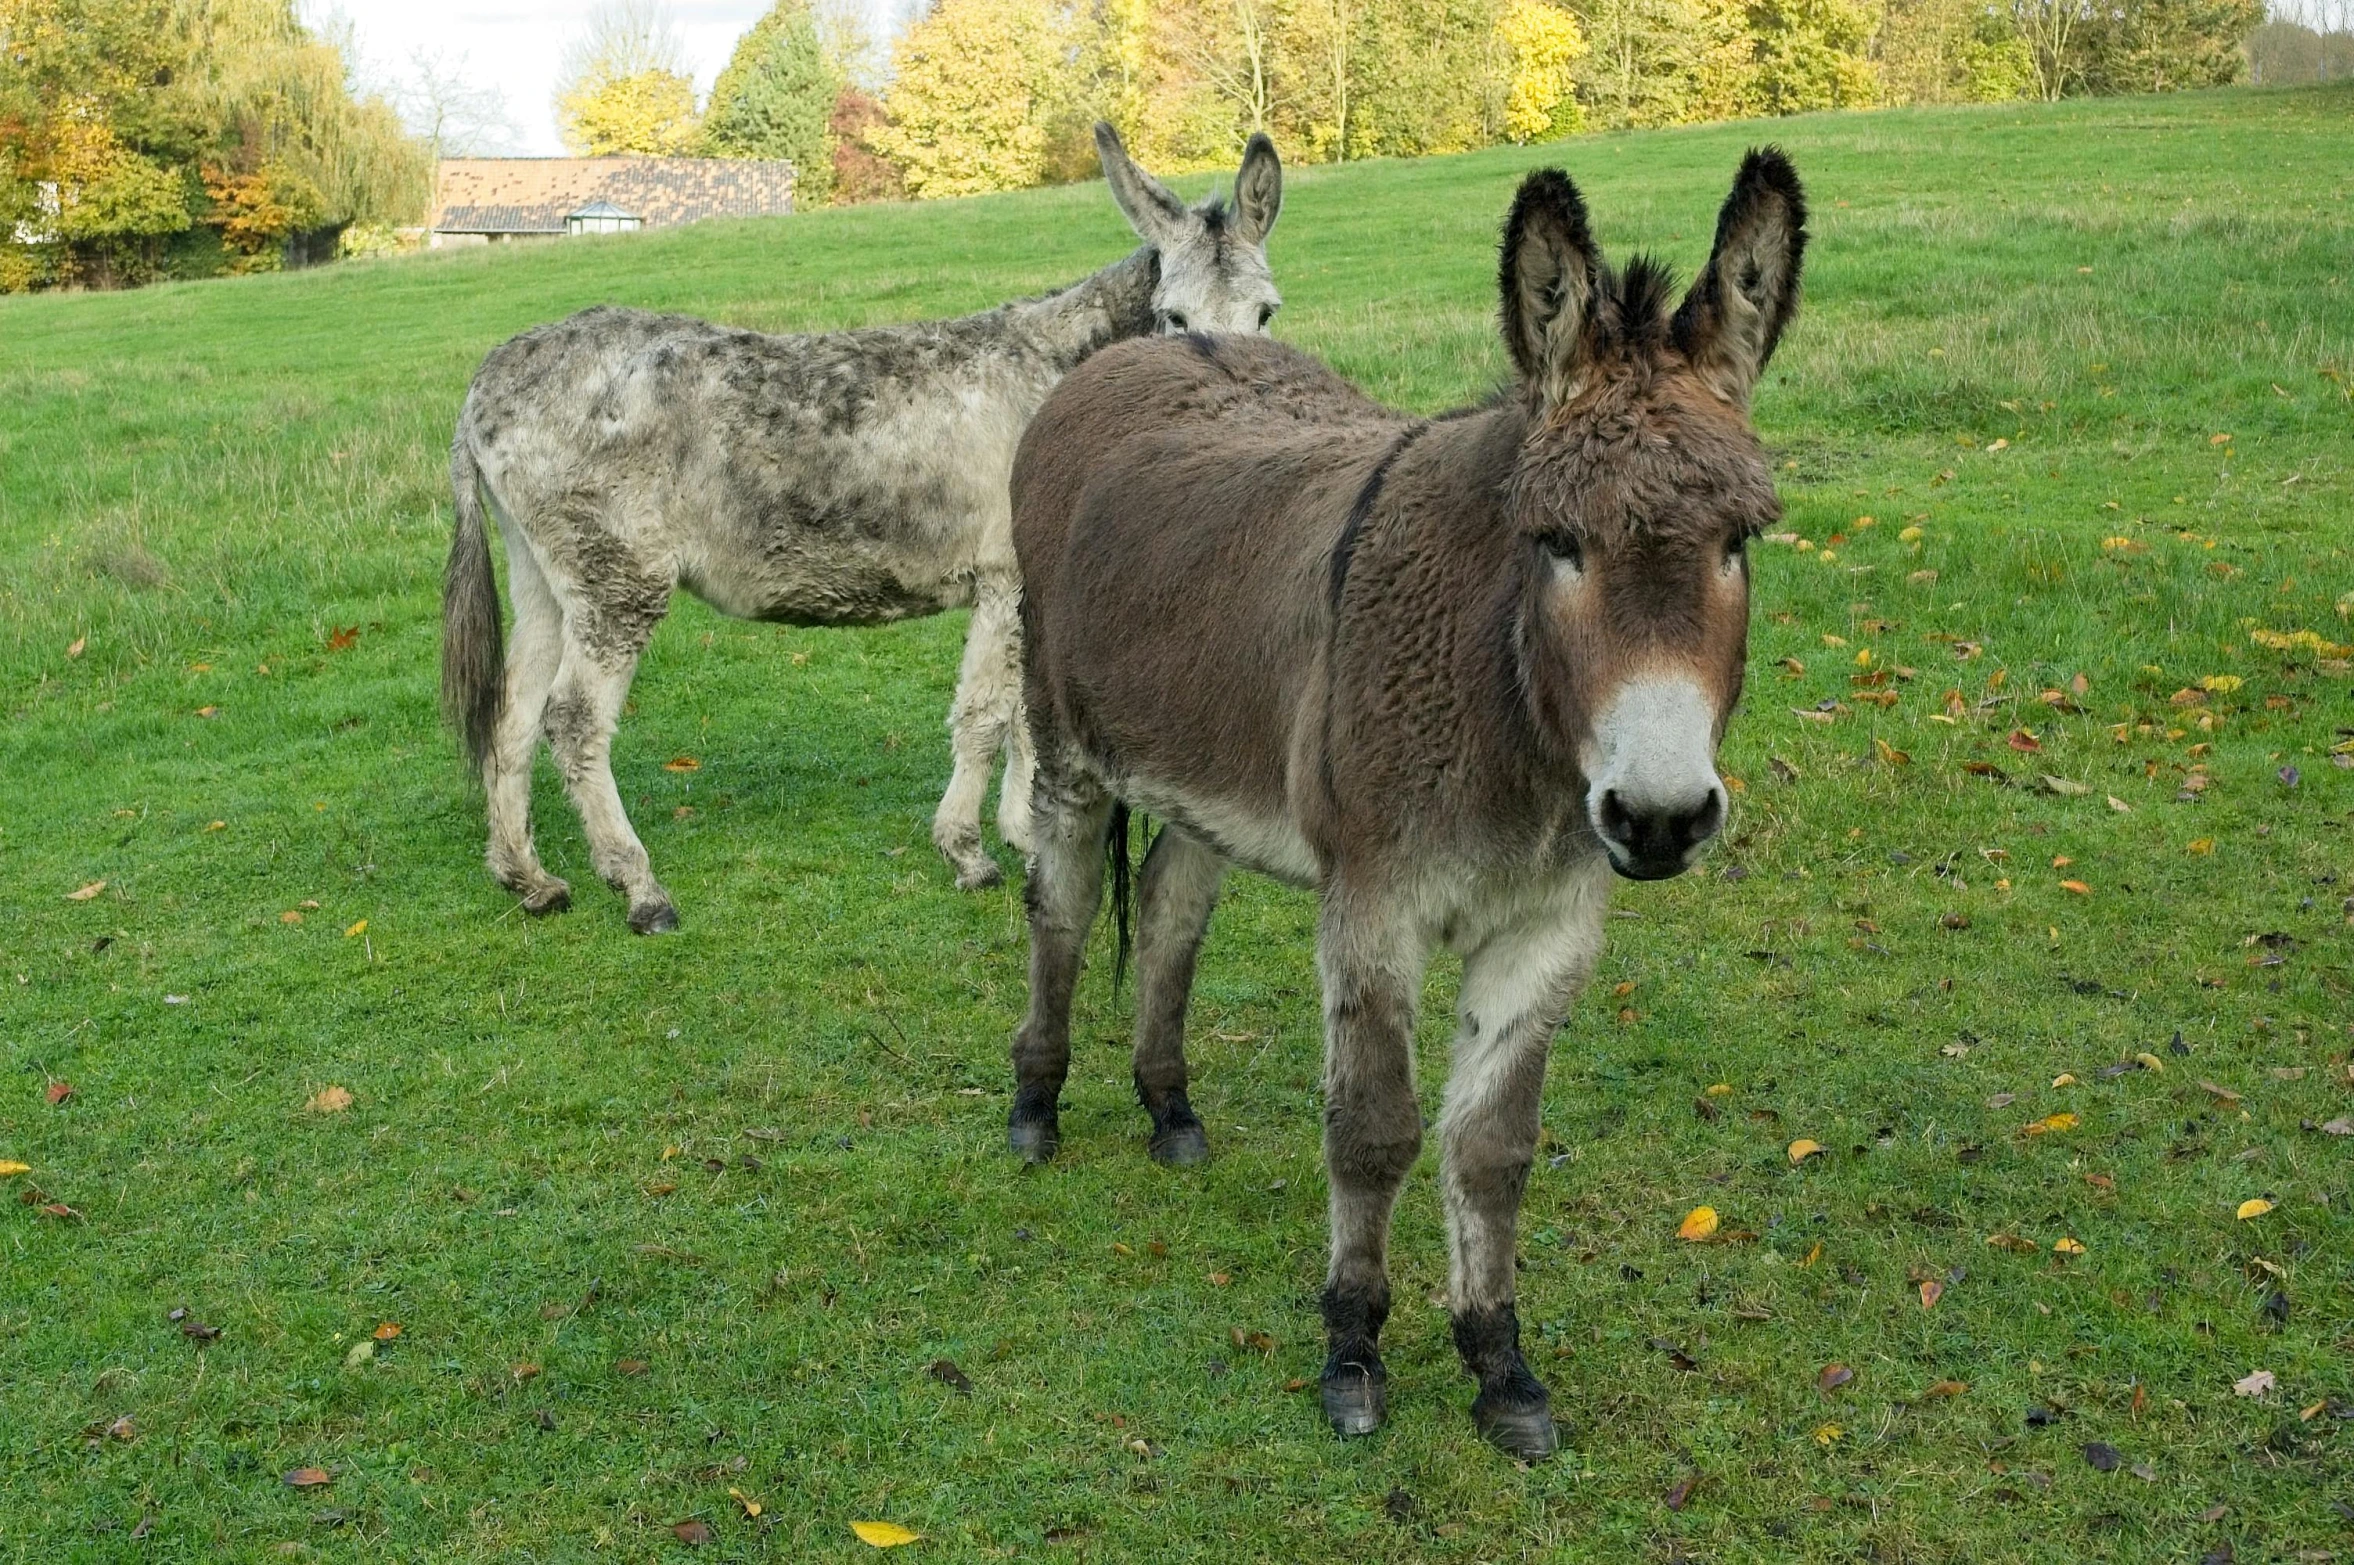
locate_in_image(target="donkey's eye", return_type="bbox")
[1541,531,1584,571]
[1165,312,1190,333]
[1723,535,1748,570]
[1256,303,1276,329]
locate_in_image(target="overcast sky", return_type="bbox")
[328,1,903,157]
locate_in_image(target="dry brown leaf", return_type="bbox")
[65,881,106,901]
[672,1519,715,1545]
[1817,1362,1855,1394]
[45,1081,73,1105]
[1924,1379,1969,1399]
[2198,1080,2242,1104]
[1919,1279,1945,1310]
[663,756,701,773]
[306,1085,353,1114]
[283,1467,333,1489]
[373,1322,401,1341]
[2059,879,2091,896]
[2233,1369,2275,1398]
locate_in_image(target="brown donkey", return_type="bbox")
[1005,155,1806,1460]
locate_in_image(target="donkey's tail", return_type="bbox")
[1106,802,1133,999]
[441,422,504,774]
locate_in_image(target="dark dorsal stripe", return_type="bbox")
[1327,421,1429,616]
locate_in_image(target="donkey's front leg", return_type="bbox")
[934,575,1024,890]
[1315,896,1428,1439]
[1439,868,1609,1461]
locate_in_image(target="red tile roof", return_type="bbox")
[432,158,796,234]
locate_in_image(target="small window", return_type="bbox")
[565,201,642,236]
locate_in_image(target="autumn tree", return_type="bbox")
[554,0,702,155]
[873,0,1075,197]
[704,0,837,203]
[1496,0,1588,141]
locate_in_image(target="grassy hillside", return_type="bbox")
[3,85,2351,1563]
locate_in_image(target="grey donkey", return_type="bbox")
[440,125,1284,930]
[1007,155,1806,1458]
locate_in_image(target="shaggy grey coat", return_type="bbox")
[441,126,1283,928]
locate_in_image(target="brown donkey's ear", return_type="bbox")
[1672,148,1808,409]
[1231,132,1282,247]
[1499,168,1602,409]
[1096,121,1187,248]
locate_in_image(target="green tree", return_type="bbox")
[704,0,837,204]
[1746,0,1881,112]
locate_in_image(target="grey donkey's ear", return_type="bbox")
[1230,132,1281,246]
[1096,121,1187,247]
[1498,168,1602,409]
[1671,147,1807,409]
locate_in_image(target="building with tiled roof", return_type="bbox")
[429,158,795,247]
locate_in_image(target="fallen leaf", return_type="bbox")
[280,910,303,924]
[1817,1363,1855,1394]
[2198,1081,2242,1105]
[179,1318,222,1343]
[1924,1380,1969,1399]
[1677,1206,1720,1242]
[1987,1231,2040,1254]
[2106,795,2131,813]
[927,1358,973,1395]
[1800,1241,1822,1267]
[616,1357,649,1375]
[672,1519,714,1545]
[36,1201,82,1220]
[2041,775,2090,796]
[1874,737,1911,765]
[1787,1139,1826,1165]
[2007,730,2043,753]
[373,1322,401,1341]
[852,1520,923,1548]
[2084,1441,2122,1472]
[729,1487,763,1519]
[194,706,219,718]
[306,1085,354,1114]
[2059,880,2091,896]
[511,1362,541,1382]
[1663,1471,1698,1511]
[2233,1369,2275,1398]
[326,626,361,652]
[1208,1271,1230,1286]
[68,636,87,657]
[1704,1082,1732,1097]
[45,1081,73,1105]
[1920,1279,1945,1310]
[283,1467,333,1489]
[2022,1112,2079,1136]
[663,757,701,773]
[343,919,367,938]
[2135,1053,2165,1073]
[1813,1422,1842,1445]
[65,881,106,901]
[2236,1198,2273,1221]
[344,1339,376,1368]
[2187,838,2215,856]
[2052,1073,2078,1088]
[2053,1237,2086,1256]
[2321,1118,2353,1137]
[0,1161,29,1177]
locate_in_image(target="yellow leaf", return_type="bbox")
[1813,1422,1843,1445]
[2236,1198,2274,1221]
[1855,648,1874,667]
[306,1085,354,1114]
[1787,1139,1826,1165]
[1821,633,1848,648]
[2022,1112,2079,1136]
[1986,438,2009,452]
[2186,838,2214,855]
[2053,1236,2086,1255]
[1899,525,1923,542]
[2197,674,2242,693]
[2051,1073,2078,1087]
[2135,1052,2165,1073]
[343,920,367,938]
[281,910,304,924]
[729,1487,763,1518]
[2059,879,2091,895]
[663,756,701,772]
[852,1520,923,1548]
[1704,1082,1732,1097]
[1677,1206,1720,1241]
[1801,1241,1823,1267]
[66,881,106,901]
[0,1161,30,1177]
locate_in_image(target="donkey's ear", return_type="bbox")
[1499,168,1602,408]
[1096,121,1187,247]
[1231,132,1282,247]
[1672,148,1807,409]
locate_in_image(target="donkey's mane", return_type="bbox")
[1602,255,1680,347]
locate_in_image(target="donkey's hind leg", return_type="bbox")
[1314,892,1429,1439]
[484,536,571,916]
[1130,826,1224,1166]
[1437,866,1609,1462]
[1007,765,1115,1162]
[543,629,677,934]
[934,574,1024,891]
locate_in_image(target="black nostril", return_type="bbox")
[1598,789,1634,842]
[1679,791,1724,849]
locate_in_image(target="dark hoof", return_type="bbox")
[1471,1384,1559,1463]
[628,901,679,935]
[1008,1088,1060,1163]
[1321,1354,1387,1439]
[1148,1121,1210,1167]
[521,883,571,917]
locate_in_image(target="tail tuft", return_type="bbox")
[441,428,504,773]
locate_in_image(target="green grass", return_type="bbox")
[4,84,2352,1563]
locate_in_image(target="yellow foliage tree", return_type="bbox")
[1495,0,1588,141]
[557,68,703,155]
[873,0,1071,197]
